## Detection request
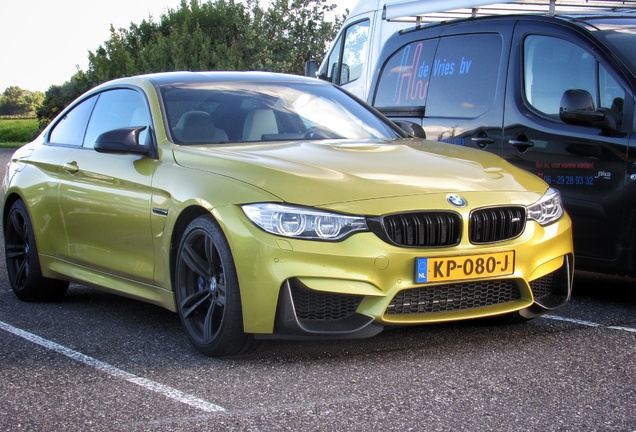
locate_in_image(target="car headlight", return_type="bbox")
[527,188,564,226]
[242,203,368,241]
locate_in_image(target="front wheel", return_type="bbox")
[4,200,69,301]
[174,215,256,357]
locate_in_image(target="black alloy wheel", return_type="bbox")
[4,200,69,301]
[175,215,256,357]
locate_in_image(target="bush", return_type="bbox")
[0,118,40,145]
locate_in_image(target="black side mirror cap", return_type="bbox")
[394,120,426,139]
[94,126,156,157]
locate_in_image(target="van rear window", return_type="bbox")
[374,39,437,110]
[374,34,502,119]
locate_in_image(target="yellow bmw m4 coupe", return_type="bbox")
[2,72,573,356]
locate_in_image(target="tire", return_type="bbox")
[4,200,69,301]
[174,215,256,357]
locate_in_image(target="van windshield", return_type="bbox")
[587,19,636,72]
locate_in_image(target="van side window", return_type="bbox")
[524,35,625,123]
[325,19,369,86]
[373,39,437,109]
[425,34,502,119]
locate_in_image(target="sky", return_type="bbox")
[0,0,356,93]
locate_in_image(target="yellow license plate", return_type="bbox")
[415,251,515,283]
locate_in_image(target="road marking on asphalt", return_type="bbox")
[607,325,636,333]
[544,315,600,327]
[0,320,225,413]
[544,314,636,333]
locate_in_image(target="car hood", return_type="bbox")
[172,139,546,207]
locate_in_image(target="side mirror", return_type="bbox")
[394,121,426,139]
[305,60,319,78]
[94,126,156,157]
[340,64,350,85]
[559,89,615,130]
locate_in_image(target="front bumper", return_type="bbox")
[266,253,572,339]
[214,204,574,337]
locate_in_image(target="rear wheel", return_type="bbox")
[4,200,69,301]
[174,215,256,356]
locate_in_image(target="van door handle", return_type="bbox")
[471,137,494,149]
[509,139,535,151]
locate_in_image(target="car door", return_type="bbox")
[58,88,158,283]
[24,95,99,259]
[503,23,633,261]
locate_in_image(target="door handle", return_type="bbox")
[471,137,495,149]
[509,139,535,152]
[63,161,79,174]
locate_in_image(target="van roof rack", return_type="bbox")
[383,0,636,24]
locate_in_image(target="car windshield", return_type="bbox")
[588,19,636,72]
[159,81,401,144]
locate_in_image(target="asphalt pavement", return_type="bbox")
[0,147,634,431]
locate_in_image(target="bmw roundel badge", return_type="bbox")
[447,194,467,207]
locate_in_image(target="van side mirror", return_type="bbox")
[559,89,616,131]
[305,60,319,78]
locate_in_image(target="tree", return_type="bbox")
[0,86,44,117]
[36,70,92,128]
[246,0,343,74]
[36,0,345,125]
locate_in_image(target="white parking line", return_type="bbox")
[544,314,636,333]
[543,315,600,327]
[0,320,225,413]
[607,325,636,333]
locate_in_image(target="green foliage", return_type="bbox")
[35,0,345,126]
[0,118,40,145]
[36,70,93,128]
[0,87,44,116]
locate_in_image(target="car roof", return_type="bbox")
[89,71,324,95]
[139,71,318,87]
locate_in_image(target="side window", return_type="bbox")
[425,34,502,118]
[374,39,437,108]
[48,95,98,146]
[325,19,369,85]
[599,66,625,127]
[524,34,625,122]
[83,88,151,148]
